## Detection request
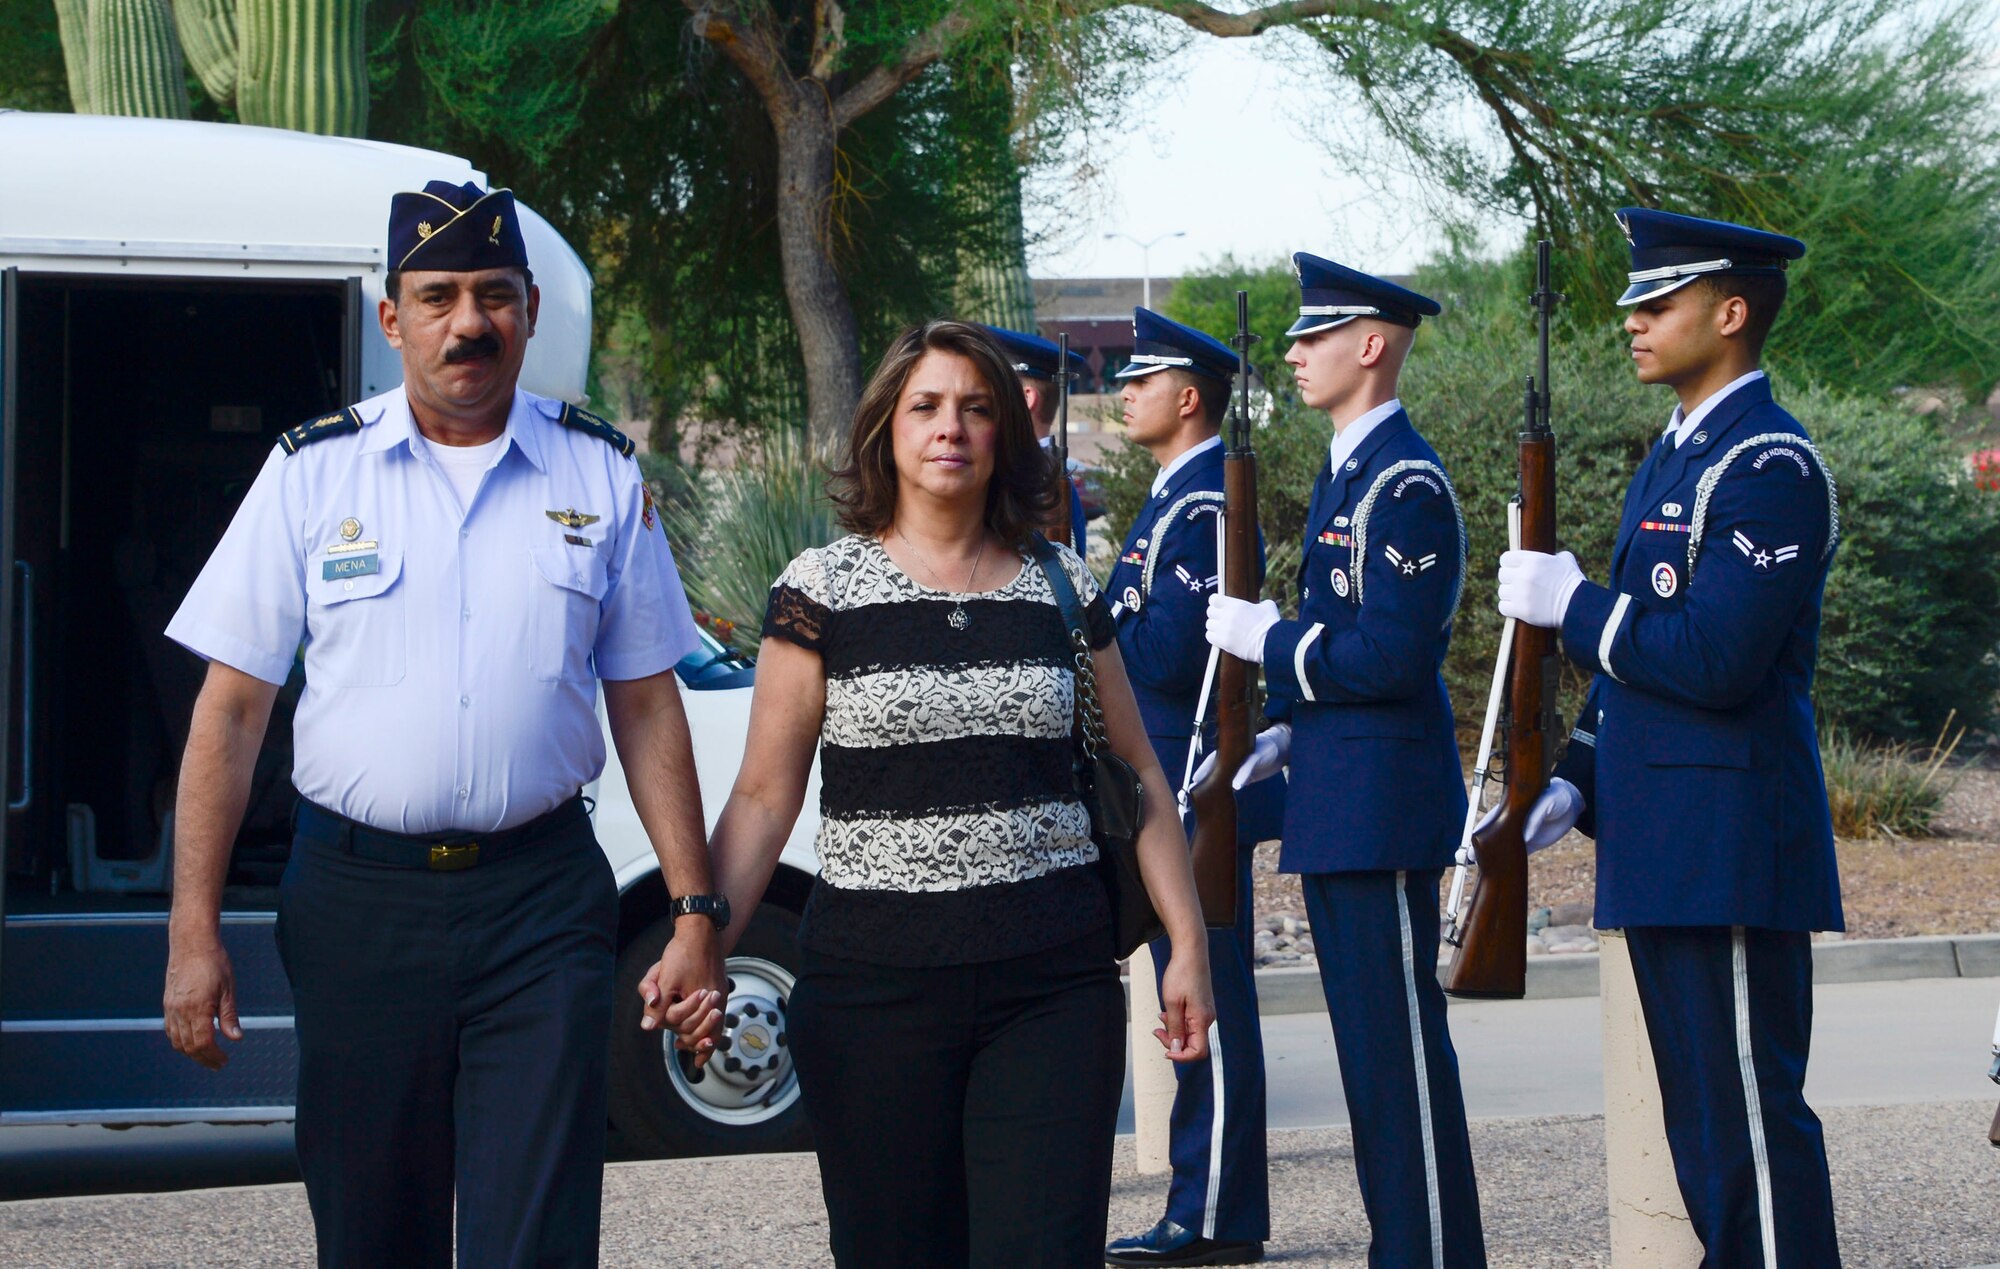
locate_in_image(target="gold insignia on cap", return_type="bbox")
[488,215,503,245]
[417,221,434,240]
[546,508,600,529]
[339,517,362,541]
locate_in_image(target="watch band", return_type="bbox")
[670,893,731,931]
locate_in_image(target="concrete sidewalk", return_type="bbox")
[3,1100,1994,1266]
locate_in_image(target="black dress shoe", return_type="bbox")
[1105,1219,1264,1266]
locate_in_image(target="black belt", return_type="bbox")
[295,796,589,872]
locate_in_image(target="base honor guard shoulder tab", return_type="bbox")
[557,403,636,458]
[277,406,365,455]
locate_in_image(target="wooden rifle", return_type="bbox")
[1185,291,1259,929]
[1444,240,1562,1000]
[1050,334,1075,551]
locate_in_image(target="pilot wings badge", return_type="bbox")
[546,508,601,529]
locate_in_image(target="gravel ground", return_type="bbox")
[4,1100,1994,1266]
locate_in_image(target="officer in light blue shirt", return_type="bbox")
[161,179,729,1268]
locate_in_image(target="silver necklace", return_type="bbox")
[895,526,987,631]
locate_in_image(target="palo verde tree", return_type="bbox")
[679,0,2000,448]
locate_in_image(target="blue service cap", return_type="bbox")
[389,180,529,273]
[1614,207,1804,306]
[1288,252,1440,337]
[979,324,1089,382]
[1112,308,1237,383]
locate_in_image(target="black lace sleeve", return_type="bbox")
[762,548,834,652]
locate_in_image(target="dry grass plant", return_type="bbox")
[1821,711,1966,839]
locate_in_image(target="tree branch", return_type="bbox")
[683,2,797,113]
[830,6,984,127]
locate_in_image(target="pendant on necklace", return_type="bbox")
[948,605,969,631]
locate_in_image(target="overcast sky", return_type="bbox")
[1023,34,1520,282]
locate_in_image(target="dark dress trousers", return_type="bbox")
[1260,410,1486,1267]
[1553,378,1842,1266]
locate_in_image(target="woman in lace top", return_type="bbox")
[661,321,1214,1267]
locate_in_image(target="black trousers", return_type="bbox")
[788,925,1126,1268]
[276,807,618,1268]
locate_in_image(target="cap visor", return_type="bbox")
[1112,363,1171,380]
[1286,314,1358,338]
[1617,274,1700,306]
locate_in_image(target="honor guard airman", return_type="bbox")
[1497,208,1842,1265]
[982,324,1091,554]
[163,179,728,1267]
[1102,310,1283,1268]
[1205,257,1487,1267]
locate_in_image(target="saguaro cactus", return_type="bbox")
[236,0,368,137]
[54,0,193,119]
[55,0,367,138]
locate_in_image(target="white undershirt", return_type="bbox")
[1667,370,1765,447]
[422,430,509,514]
[1327,397,1404,476]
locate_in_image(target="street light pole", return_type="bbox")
[1104,230,1185,311]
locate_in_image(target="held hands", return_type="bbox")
[1191,722,1291,790]
[643,917,729,1069]
[1206,595,1281,663]
[1153,948,1215,1064]
[1496,549,1585,629]
[1459,777,1584,865]
[164,934,244,1071]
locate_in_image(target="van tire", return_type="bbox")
[606,901,812,1158]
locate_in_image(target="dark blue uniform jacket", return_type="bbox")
[1108,442,1283,841]
[1261,410,1466,874]
[1553,378,1843,932]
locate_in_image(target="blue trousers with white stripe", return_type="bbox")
[1144,839,1269,1242]
[1303,869,1485,1269]
[1626,926,1839,1268]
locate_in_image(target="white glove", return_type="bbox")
[1206,595,1281,663]
[1191,723,1291,790]
[1497,549,1586,629]
[1458,777,1584,864]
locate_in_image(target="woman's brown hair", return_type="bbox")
[828,320,1060,546]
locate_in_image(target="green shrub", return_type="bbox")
[655,430,839,657]
[1820,716,1963,838]
[1104,250,2000,741]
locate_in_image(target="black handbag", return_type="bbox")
[1030,537,1163,959]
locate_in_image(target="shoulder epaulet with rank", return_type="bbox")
[277,406,364,455]
[557,402,636,458]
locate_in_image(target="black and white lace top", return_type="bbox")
[762,533,1117,966]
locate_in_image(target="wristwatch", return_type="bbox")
[669,893,731,931]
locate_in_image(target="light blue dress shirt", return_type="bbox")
[167,387,700,833]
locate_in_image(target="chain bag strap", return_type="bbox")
[1030,536,1160,958]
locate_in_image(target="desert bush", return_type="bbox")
[655,430,839,656]
[1820,717,1963,838]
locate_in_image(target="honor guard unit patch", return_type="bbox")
[1329,567,1350,599]
[556,402,636,457]
[278,406,365,455]
[1652,561,1679,597]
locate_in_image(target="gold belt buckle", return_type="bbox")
[428,841,481,872]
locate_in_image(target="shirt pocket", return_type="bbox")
[305,548,406,687]
[530,545,610,683]
[1635,719,1751,769]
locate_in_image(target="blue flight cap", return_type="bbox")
[1288,252,1440,337]
[388,180,529,273]
[1614,207,1804,306]
[979,324,1089,383]
[1112,308,1237,383]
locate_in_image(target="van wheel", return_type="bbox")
[607,901,811,1158]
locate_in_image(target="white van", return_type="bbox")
[0,112,822,1159]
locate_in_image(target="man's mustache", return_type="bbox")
[444,334,502,364]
